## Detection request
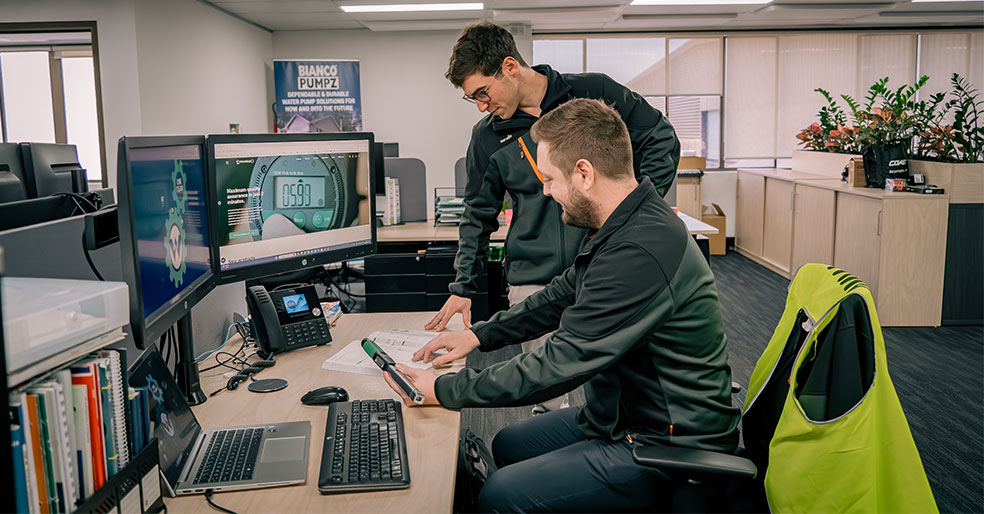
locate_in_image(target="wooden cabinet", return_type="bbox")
[762,179,793,273]
[736,171,764,256]
[676,175,702,219]
[790,184,836,274]
[833,194,883,298]
[734,167,950,326]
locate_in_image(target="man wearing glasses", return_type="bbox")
[426,22,681,415]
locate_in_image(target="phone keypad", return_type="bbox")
[283,318,331,347]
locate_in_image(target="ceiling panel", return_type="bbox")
[202,0,984,32]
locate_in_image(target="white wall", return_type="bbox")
[274,29,529,209]
[133,0,273,136]
[2,0,143,188]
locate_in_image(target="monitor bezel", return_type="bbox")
[206,132,378,285]
[117,135,216,350]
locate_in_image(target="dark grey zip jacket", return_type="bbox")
[449,65,681,298]
[436,178,740,452]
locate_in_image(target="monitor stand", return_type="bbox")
[175,311,207,406]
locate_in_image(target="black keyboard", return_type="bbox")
[193,427,263,484]
[318,399,411,493]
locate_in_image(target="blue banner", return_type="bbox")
[273,59,363,133]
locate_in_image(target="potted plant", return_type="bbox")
[793,89,861,175]
[910,73,984,203]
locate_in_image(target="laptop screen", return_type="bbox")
[129,346,202,488]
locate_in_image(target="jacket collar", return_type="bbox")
[490,64,572,133]
[580,178,656,255]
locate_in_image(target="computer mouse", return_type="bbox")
[301,385,349,406]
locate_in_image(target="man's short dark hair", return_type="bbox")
[446,21,528,88]
[531,98,633,180]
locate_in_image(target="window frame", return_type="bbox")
[0,21,107,188]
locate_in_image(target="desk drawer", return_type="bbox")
[426,274,487,294]
[366,253,425,275]
[367,293,427,312]
[366,274,425,294]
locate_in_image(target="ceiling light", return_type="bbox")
[340,3,484,13]
[912,0,983,3]
[630,0,773,5]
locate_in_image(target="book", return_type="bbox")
[321,329,442,377]
[50,380,79,509]
[11,401,31,514]
[53,370,81,504]
[71,385,94,499]
[32,392,58,513]
[17,394,41,514]
[71,362,107,490]
[95,358,119,478]
[101,349,130,468]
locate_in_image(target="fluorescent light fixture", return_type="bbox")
[630,0,772,5]
[912,0,982,3]
[340,3,484,13]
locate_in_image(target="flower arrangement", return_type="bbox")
[796,74,982,163]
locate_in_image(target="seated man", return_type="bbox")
[384,98,741,513]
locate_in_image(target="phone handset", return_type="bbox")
[246,285,286,356]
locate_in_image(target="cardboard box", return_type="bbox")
[701,203,727,255]
[678,156,706,170]
[846,157,866,187]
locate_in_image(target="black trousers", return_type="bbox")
[476,408,669,513]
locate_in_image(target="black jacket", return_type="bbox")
[449,65,681,297]
[436,178,741,452]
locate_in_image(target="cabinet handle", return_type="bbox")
[877,211,882,236]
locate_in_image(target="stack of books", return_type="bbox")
[9,348,151,514]
[435,191,466,226]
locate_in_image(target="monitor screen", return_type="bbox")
[208,134,376,283]
[118,136,215,348]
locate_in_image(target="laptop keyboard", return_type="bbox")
[318,399,410,493]
[193,427,264,484]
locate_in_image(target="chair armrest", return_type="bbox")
[632,443,757,479]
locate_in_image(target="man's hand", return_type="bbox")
[383,364,440,406]
[424,294,472,331]
[412,330,480,367]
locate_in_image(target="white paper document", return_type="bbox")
[321,329,442,377]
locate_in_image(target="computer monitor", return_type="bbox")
[372,142,386,196]
[20,142,87,198]
[116,136,215,350]
[206,133,377,284]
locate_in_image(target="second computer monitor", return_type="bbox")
[207,133,377,283]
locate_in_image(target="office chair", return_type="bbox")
[454,157,467,192]
[633,264,937,513]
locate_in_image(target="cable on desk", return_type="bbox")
[204,490,238,514]
[194,322,247,362]
[81,228,105,281]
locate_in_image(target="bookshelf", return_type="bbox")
[3,258,161,513]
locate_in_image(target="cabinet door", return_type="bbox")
[791,184,836,273]
[762,179,794,273]
[833,194,882,297]
[736,172,765,255]
[676,177,702,218]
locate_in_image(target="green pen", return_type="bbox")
[362,338,425,404]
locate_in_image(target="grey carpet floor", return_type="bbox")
[461,252,983,513]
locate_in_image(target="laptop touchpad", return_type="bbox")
[260,436,306,463]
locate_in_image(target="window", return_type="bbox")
[0,26,105,186]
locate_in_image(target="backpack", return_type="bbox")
[453,429,498,513]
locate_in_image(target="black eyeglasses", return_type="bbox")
[462,63,503,104]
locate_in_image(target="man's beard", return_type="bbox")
[560,185,597,229]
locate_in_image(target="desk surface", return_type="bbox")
[379,212,717,242]
[167,312,464,513]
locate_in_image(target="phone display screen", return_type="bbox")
[281,293,308,314]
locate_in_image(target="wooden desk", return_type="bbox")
[167,312,464,513]
[380,214,715,243]
[378,221,506,243]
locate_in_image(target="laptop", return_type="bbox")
[129,346,310,496]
